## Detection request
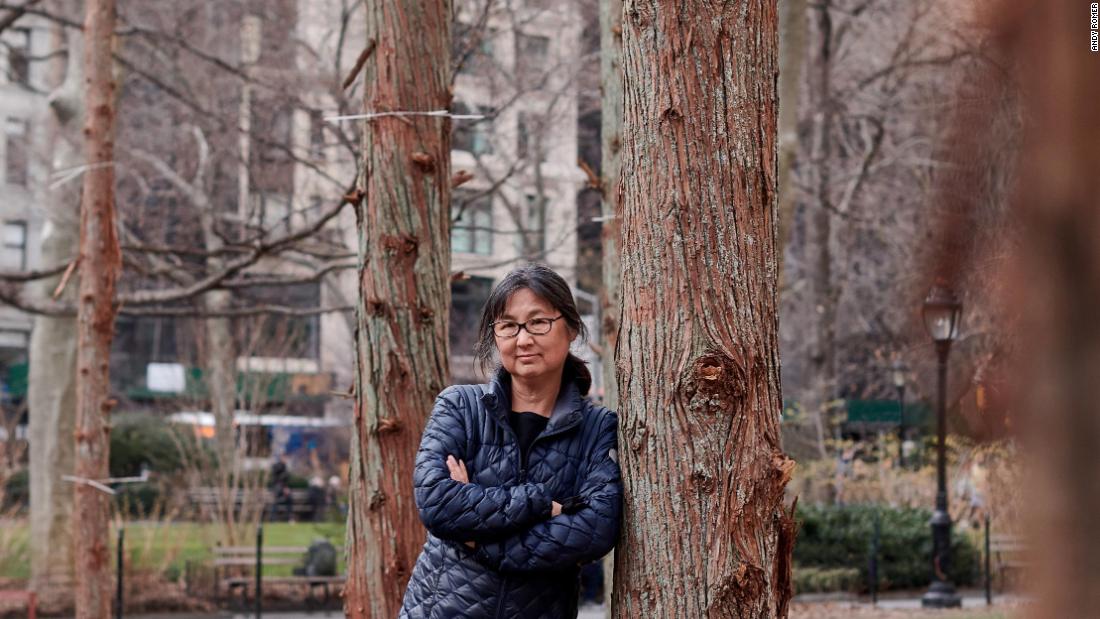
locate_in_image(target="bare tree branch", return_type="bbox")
[0,0,40,34]
[0,262,70,283]
[120,303,355,318]
[342,38,376,90]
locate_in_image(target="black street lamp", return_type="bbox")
[921,284,963,609]
[892,359,907,467]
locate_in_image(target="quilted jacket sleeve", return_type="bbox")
[474,411,623,573]
[414,388,554,543]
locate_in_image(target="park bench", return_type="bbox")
[0,590,37,619]
[188,487,320,521]
[213,544,345,609]
[990,532,1028,591]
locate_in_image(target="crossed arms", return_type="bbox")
[412,395,622,573]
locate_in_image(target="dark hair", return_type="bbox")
[474,263,592,396]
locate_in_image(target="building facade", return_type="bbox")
[0,17,49,408]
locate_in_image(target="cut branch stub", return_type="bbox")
[411,151,435,172]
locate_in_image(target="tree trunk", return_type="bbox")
[73,1,120,617]
[599,0,623,413]
[343,2,452,617]
[776,0,807,271]
[802,0,836,459]
[196,154,236,470]
[201,255,237,469]
[28,22,82,600]
[599,0,624,608]
[612,2,796,617]
[995,1,1100,616]
[203,292,238,517]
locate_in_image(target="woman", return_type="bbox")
[399,264,622,619]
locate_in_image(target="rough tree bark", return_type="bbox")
[28,21,82,599]
[612,1,796,617]
[73,0,120,617]
[343,2,452,617]
[600,0,624,414]
[599,0,624,607]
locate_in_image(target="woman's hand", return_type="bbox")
[446,456,475,548]
[551,501,563,517]
[446,455,469,484]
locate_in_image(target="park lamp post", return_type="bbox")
[920,284,963,609]
[892,359,907,467]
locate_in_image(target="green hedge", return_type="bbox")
[794,566,862,594]
[795,504,980,591]
[109,413,189,478]
[2,469,28,511]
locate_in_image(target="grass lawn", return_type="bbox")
[0,519,347,582]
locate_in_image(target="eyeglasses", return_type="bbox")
[491,315,565,338]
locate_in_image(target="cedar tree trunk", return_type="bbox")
[612,1,796,617]
[998,1,1100,616]
[343,2,452,617]
[73,0,121,617]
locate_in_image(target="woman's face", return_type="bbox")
[495,288,576,384]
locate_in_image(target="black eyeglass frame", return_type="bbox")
[490,315,565,338]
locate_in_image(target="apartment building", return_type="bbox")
[0,18,48,407]
[0,2,595,429]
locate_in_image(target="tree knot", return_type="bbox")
[411,151,436,172]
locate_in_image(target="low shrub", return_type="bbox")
[1,468,28,511]
[793,566,862,594]
[110,413,189,478]
[795,503,980,591]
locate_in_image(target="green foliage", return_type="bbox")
[109,413,188,477]
[795,503,981,591]
[793,566,862,594]
[1,468,29,510]
[114,482,162,516]
[162,563,182,582]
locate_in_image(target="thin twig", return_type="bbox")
[52,257,79,299]
[62,475,117,495]
[341,38,376,90]
[577,158,601,191]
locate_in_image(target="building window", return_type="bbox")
[526,193,546,246]
[249,192,292,235]
[4,28,31,86]
[1,221,26,271]
[250,99,294,195]
[517,113,530,160]
[4,118,29,187]
[236,281,321,360]
[452,191,493,255]
[516,112,546,162]
[453,23,495,77]
[450,276,492,355]
[515,32,549,88]
[453,102,494,156]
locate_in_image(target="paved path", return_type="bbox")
[129,605,607,619]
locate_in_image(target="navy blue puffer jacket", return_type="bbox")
[399,369,623,618]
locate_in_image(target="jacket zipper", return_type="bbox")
[494,413,522,619]
[491,405,583,619]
